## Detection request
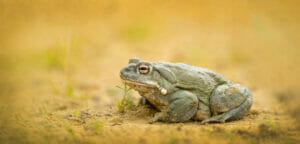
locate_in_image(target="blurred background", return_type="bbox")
[0,0,299,144]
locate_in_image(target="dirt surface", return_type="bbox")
[0,1,300,144]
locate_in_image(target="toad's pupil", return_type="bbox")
[140,67,147,70]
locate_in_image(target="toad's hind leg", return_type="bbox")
[201,84,252,124]
[153,90,198,123]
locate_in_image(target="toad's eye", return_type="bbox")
[138,65,149,74]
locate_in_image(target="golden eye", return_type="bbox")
[139,65,149,74]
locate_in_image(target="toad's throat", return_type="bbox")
[120,76,168,96]
[120,77,169,111]
[122,79,158,88]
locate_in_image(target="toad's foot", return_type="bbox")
[139,97,149,105]
[149,112,167,124]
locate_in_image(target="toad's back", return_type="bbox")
[154,62,230,105]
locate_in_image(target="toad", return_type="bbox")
[120,58,252,124]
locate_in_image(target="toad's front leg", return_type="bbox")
[152,90,198,123]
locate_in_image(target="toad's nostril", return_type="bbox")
[120,67,130,76]
[124,68,130,72]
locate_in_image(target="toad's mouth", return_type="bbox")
[120,74,168,96]
[120,74,158,88]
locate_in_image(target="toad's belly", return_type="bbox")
[139,89,169,111]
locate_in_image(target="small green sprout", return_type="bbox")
[223,129,234,140]
[74,109,80,118]
[63,124,76,139]
[91,121,103,134]
[65,82,74,97]
[264,116,279,130]
[116,84,133,112]
[163,136,179,144]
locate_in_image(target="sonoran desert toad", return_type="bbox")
[120,58,252,124]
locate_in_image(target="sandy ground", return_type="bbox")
[0,1,300,144]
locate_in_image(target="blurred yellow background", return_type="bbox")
[0,0,299,143]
